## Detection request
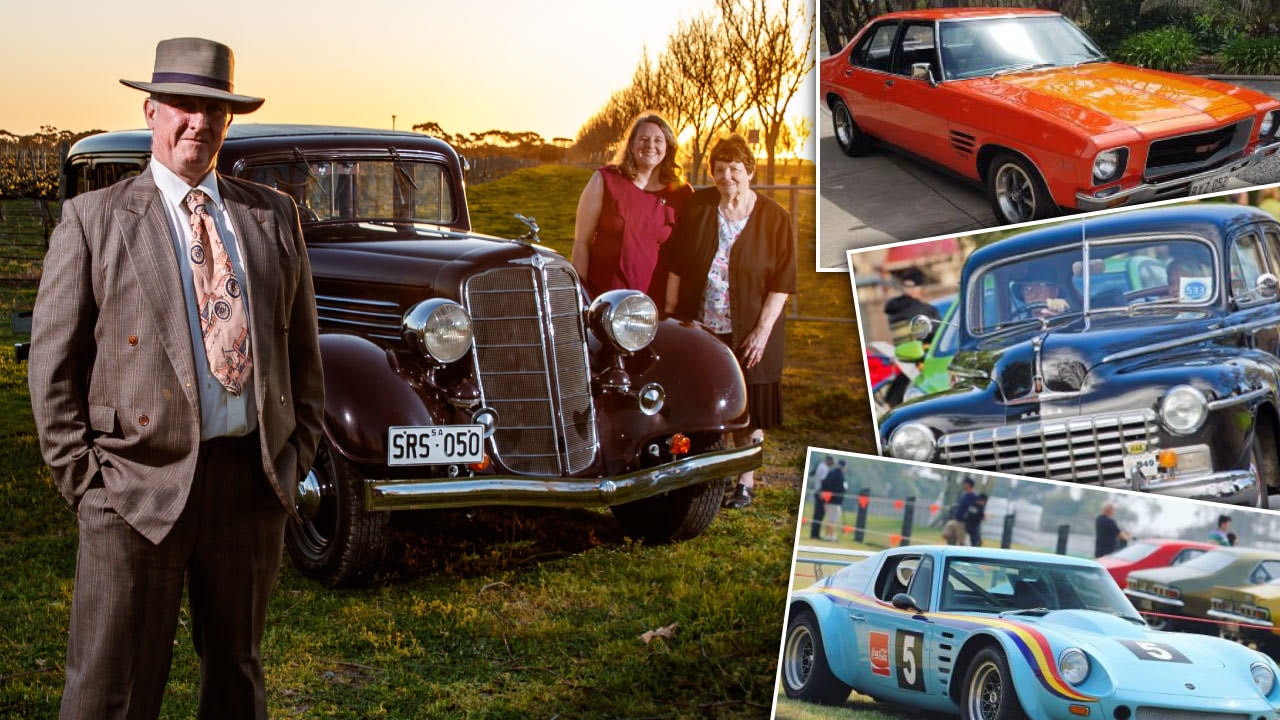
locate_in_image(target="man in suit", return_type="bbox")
[28,37,324,720]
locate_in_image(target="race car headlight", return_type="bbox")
[402,299,473,364]
[1251,661,1275,696]
[1261,110,1278,138]
[1092,148,1128,184]
[588,289,658,353]
[888,422,936,461]
[1059,648,1089,685]
[1160,385,1208,434]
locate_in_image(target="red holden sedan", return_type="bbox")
[820,8,1280,226]
[1097,538,1217,588]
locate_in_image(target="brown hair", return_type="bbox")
[613,112,682,186]
[709,134,755,175]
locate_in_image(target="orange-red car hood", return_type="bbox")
[961,63,1265,134]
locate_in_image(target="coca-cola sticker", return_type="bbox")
[869,631,891,677]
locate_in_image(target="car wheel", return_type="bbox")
[831,99,872,157]
[1249,415,1278,510]
[285,439,389,587]
[961,647,1028,720]
[782,608,854,705]
[610,437,732,542]
[986,152,1056,225]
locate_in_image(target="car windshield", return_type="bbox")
[242,158,455,225]
[941,557,1139,618]
[969,237,1216,334]
[939,15,1106,80]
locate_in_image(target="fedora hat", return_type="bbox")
[121,37,264,113]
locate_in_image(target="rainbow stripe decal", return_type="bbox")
[822,588,1098,703]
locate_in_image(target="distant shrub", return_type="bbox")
[1114,27,1198,72]
[1219,36,1280,75]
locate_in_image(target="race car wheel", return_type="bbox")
[831,99,873,157]
[987,152,1055,225]
[1249,415,1278,510]
[962,647,1028,720]
[285,438,389,588]
[782,608,853,705]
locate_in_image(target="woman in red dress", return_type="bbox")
[573,113,693,300]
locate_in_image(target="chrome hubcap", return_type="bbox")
[995,163,1035,223]
[834,106,854,147]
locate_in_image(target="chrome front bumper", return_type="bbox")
[1104,468,1260,505]
[364,442,763,511]
[1075,137,1280,211]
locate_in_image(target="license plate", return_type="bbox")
[387,425,484,466]
[1123,451,1159,479]
[1189,172,1230,196]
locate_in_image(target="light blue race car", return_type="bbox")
[782,545,1280,720]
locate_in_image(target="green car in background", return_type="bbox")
[904,298,957,402]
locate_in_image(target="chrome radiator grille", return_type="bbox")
[1145,120,1250,181]
[938,411,1157,483]
[466,265,596,475]
[315,295,402,341]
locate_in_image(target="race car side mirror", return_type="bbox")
[892,592,923,613]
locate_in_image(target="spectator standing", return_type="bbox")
[964,493,988,547]
[1094,502,1132,557]
[808,455,834,540]
[1210,514,1233,546]
[942,477,977,545]
[820,460,847,542]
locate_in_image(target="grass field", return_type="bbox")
[0,164,873,719]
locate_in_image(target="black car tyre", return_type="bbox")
[1250,415,1278,510]
[961,647,1028,720]
[987,152,1055,225]
[285,439,389,588]
[611,438,732,542]
[782,608,854,705]
[832,99,873,157]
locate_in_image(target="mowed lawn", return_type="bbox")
[0,164,872,719]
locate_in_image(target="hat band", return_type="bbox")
[151,72,232,93]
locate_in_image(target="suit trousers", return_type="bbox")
[59,433,288,720]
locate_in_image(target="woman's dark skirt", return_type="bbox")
[747,381,783,430]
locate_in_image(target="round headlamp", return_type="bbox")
[402,299,473,364]
[887,422,936,462]
[588,289,658,353]
[1092,148,1127,184]
[1261,110,1278,138]
[1160,385,1208,435]
[1058,647,1089,686]
[1252,661,1275,696]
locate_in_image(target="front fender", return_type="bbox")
[319,333,451,465]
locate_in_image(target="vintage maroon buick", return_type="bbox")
[821,8,1280,225]
[61,124,760,586]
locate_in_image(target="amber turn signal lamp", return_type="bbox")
[469,454,491,472]
[669,433,691,456]
[1157,449,1178,469]
[1068,705,1090,716]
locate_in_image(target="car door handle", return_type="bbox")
[844,67,854,77]
[851,613,867,622]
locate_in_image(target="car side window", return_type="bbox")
[853,22,900,73]
[875,555,921,601]
[905,555,934,610]
[1171,548,1206,565]
[1251,560,1280,584]
[1230,231,1268,303]
[894,23,939,79]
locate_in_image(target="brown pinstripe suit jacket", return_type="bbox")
[28,168,325,544]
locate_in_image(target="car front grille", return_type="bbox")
[466,265,597,476]
[1134,709,1247,720]
[937,411,1158,483]
[1145,120,1251,182]
[315,295,403,341]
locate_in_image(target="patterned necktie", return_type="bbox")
[184,189,251,395]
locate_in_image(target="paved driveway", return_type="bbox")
[819,77,1280,269]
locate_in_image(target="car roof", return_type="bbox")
[66,123,453,158]
[886,544,1102,568]
[871,7,1061,22]
[965,204,1274,271]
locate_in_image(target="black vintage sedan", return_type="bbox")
[879,203,1280,507]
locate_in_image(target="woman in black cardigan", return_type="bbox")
[661,134,797,509]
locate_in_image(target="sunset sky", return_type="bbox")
[3,0,814,154]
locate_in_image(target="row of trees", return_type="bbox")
[0,127,100,200]
[574,0,814,185]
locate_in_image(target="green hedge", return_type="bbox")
[1219,36,1280,75]
[1114,27,1199,72]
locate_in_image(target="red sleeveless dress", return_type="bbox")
[585,165,693,300]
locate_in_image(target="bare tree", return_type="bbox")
[718,0,814,184]
[660,13,745,184]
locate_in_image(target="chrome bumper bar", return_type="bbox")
[365,442,763,511]
[1104,468,1260,505]
[1075,137,1280,211]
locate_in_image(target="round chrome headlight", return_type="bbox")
[1252,661,1275,696]
[402,299,473,364]
[1059,647,1089,686]
[1160,385,1208,435]
[1261,110,1278,138]
[887,422,936,461]
[588,289,658,353]
[1092,148,1126,184]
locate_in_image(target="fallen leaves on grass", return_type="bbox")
[639,622,679,644]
